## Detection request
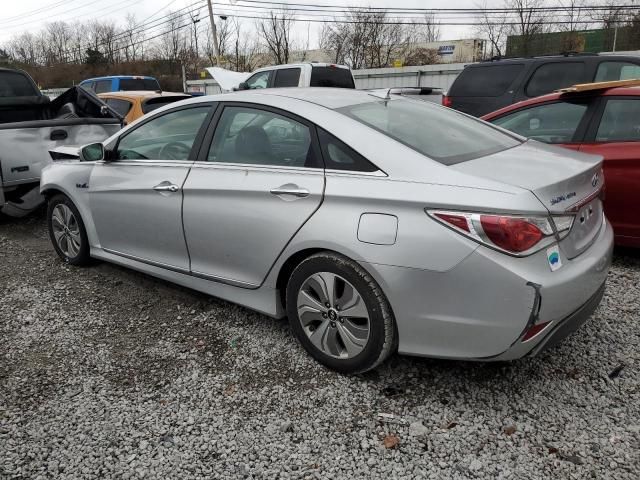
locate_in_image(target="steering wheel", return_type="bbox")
[159,141,191,160]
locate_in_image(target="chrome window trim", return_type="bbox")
[189,161,325,175]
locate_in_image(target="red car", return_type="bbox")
[482,84,640,247]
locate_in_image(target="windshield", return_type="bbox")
[337,98,520,164]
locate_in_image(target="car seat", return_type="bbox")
[235,126,273,164]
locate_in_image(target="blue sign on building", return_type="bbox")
[438,45,456,55]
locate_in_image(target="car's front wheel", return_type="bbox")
[286,252,396,374]
[47,194,91,266]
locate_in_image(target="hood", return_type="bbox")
[206,67,251,91]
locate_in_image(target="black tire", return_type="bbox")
[47,194,91,266]
[286,252,396,374]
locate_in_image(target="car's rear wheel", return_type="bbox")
[47,194,91,266]
[286,252,396,374]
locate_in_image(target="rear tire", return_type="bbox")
[286,252,396,374]
[47,194,91,266]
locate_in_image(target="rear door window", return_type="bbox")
[595,99,640,142]
[94,80,112,94]
[526,62,586,97]
[273,68,301,88]
[448,64,524,97]
[492,101,589,144]
[310,67,355,88]
[594,61,640,82]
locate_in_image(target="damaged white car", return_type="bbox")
[0,67,122,217]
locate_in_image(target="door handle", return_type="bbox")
[50,129,68,141]
[153,182,180,193]
[270,185,310,198]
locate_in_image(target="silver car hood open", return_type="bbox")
[451,140,603,214]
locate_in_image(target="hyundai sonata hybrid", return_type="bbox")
[40,88,613,373]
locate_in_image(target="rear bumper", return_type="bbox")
[362,218,613,360]
[528,282,605,357]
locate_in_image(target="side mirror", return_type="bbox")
[80,143,105,162]
[237,82,249,90]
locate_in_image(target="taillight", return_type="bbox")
[480,215,543,253]
[442,95,452,107]
[521,321,552,342]
[427,210,574,256]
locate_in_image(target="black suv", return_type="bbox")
[445,53,640,117]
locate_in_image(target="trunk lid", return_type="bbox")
[452,140,604,258]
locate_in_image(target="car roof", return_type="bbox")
[254,63,350,72]
[98,90,188,100]
[471,53,640,67]
[481,85,640,120]
[219,87,375,109]
[80,75,157,83]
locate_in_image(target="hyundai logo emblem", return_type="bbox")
[591,172,599,188]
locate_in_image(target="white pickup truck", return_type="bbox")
[207,63,356,92]
[0,68,122,217]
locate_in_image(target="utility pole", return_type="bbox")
[206,0,221,66]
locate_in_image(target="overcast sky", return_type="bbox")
[0,0,479,46]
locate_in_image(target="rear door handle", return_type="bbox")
[50,129,68,141]
[270,185,310,198]
[153,182,180,193]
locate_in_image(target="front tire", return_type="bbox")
[47,194,91,266]
[286,252,396,374]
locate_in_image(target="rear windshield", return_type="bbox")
[337,99,520,165]
[0,71,39,97]
[142,96,190,114]
[310,67,355,89]
[119,78,161,91]
[449,64,524,97]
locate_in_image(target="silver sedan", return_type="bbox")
[40,88,613,373]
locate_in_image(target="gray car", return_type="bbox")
[40,88,613,373]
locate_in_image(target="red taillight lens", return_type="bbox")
[442,95,452,107]
[433,213,470,232]
[480,215,543,253]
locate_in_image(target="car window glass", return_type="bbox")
[116,106,210,161]
[207,106,316,168]
[596,99,640,142]
[310,67,355,88]
[106,98,133,117]
[492,102,588,144]
[273,68,301,88]
[340,98,520,165]
[95,80,112,94]
[0,71,40,97]
[594,61,640,81]
[448,64,524,97]
[245,71,271,89]
[317,128,378,172]
[526,63,586,97]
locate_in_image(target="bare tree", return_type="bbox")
[257,10,293,64]
[475,1,508,58]
[122,14,144,62]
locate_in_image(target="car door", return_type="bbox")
[89,104,214,271]
[182,103,324,288]
[579,96,640,245]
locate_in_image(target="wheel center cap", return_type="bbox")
[327,309,338,321]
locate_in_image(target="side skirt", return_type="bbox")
[91,247,285,319]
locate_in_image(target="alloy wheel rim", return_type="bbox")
[51,204,81,258]
[297,272,370,359]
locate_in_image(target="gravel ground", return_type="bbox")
[1,213,639,480]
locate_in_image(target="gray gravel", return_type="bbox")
[1,214,639,479]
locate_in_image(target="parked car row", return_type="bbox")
[2,56,633,373]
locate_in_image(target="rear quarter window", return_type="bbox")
[310,67,355,88]
[448,64,524,97]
